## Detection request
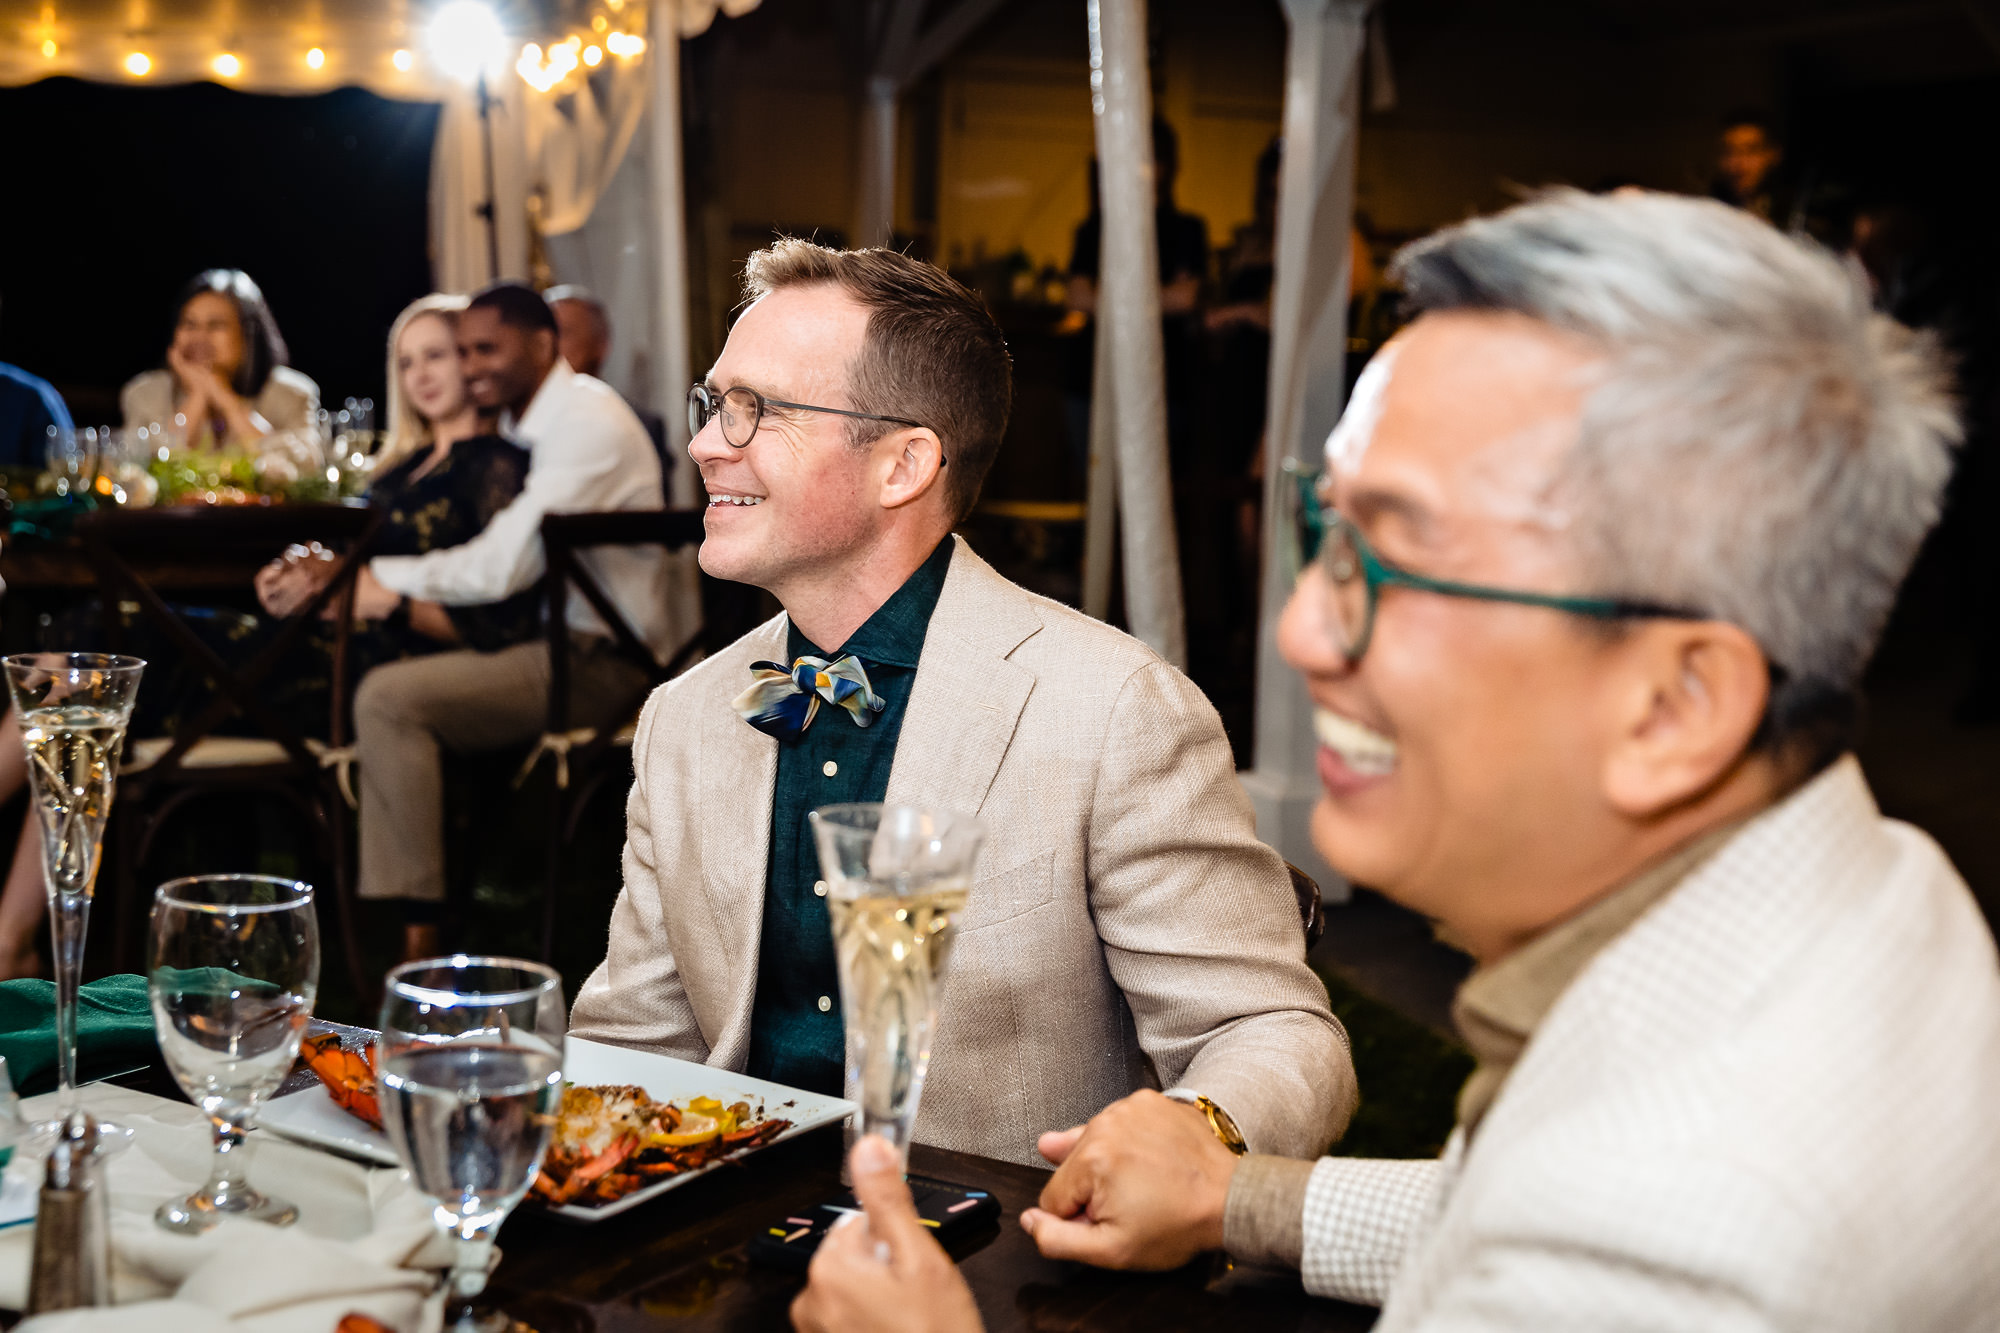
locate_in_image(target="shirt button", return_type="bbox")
[822,760,838,777]
[816,995,832,1013]
[813,880,828,897]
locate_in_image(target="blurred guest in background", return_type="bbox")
[546,283,673,499]
[120,268,319,447]
[340,282,671,961]
[1710,111,1795,228]
[794,190,2000,1332]
[258,294,538,680]
[0,295,73,467]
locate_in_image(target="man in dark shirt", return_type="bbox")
[568,240,1352,1166]
[0,358,72,468]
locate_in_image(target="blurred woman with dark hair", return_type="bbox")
[120,268,320,446]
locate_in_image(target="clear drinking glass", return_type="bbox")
[379,957,565,1333]
[810,804,984,1163]
[3,653,144,1143]
[148,875,319,1233]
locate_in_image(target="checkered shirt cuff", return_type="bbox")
[1299,1155,1444,1305]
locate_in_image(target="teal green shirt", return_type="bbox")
[746,539,955,1094]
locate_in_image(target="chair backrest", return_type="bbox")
[538,508,707,737]
[76,503,382,785]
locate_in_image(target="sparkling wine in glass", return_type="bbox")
[3,653,144,1141]
[379,957,565,1333]
[148,875,318,1233]
[811,804,984,1163]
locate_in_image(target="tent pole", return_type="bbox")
[1087,0,1185,668]
[1081,304,1118,620]
[1240,0,1369,898]
[476,72,501,283]
[648,21,694,467]
[857,75,898,248]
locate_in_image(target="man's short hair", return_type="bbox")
[741,239,1012,523]
[1390,188,1959,769]
[469,281,559,335]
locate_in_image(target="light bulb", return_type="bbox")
[40,39,56,58]
[212,52,241,77]
[392,47,414,72]
[583,43,602,66]
[306,47,326,69]
[124,51,151,76]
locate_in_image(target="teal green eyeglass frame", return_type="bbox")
[1293,466,1703,662]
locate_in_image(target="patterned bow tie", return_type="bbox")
[733,654,887,739]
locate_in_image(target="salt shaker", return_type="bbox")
[26,1111,113,1313]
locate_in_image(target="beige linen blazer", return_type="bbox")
[1296,757,2000,1331]
[571,539,1355,1165]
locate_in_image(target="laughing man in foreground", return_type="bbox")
[793,191,2000,1331]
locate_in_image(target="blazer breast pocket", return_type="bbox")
[958,850,1057,933]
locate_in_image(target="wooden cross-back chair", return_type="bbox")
[76,504,380,999]
[514,508,715,961]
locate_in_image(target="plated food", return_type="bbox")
[531,1084,792,1206]
[299,1034,793,1210]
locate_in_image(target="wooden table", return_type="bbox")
[106,1025,1379,1333]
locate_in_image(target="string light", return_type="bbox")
[123,51,151,76]
[592,14,608,31]
[606,31,644,57]
[212,52,241,77]
[40,39,56,58]
[583,43,602,66]
[306,47,326,69]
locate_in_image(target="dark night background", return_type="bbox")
[0,78,438,427]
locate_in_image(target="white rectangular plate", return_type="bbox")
[259,1036,855,1222]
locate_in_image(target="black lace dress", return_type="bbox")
[258,435,540,737]
[356,436,541,667]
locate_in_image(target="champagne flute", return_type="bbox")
[3,653,144,1143]
[380,957,565,1333]
[811,804,984,1163]
[147,875,318,1233]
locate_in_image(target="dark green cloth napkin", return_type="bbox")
[0,974,159,1096]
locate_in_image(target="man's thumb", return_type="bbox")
[848,1135,927,1257]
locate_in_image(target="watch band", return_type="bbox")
[1175,1092,1248,1156]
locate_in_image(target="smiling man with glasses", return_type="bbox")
[791,192,2000,1333]
[569,239,1354,1170]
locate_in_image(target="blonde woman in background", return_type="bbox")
[256,294,540,708]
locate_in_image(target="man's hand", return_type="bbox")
[790,1135,984,1333]
[256,545,334,618]
[1018,1089,1238,1271]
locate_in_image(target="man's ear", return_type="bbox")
[1601,621,1771,818]
[877,428,948,512]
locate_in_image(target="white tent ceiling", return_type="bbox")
[0,0,759,96]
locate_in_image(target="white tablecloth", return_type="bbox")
[0,1082,451,1332]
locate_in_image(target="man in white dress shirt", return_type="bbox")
[789,192,2000,1332]
[347,282,683,958]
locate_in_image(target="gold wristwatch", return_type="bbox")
[1180,1093,1248,1156]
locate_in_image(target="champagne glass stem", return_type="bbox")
[47,890,89,1117]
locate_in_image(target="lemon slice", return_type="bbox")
[652,1112,721,1148]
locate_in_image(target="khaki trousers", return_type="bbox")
[354,639,649,904]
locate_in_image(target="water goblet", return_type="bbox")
[148,875,319,1232]
[3,653,144,1144]
[810,803,984,1164]
[379,957,565,1333]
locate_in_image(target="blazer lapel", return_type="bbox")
[885,539,1041,819]
[696,614,787,1060]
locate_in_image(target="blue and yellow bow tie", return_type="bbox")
[733,654,887,739]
